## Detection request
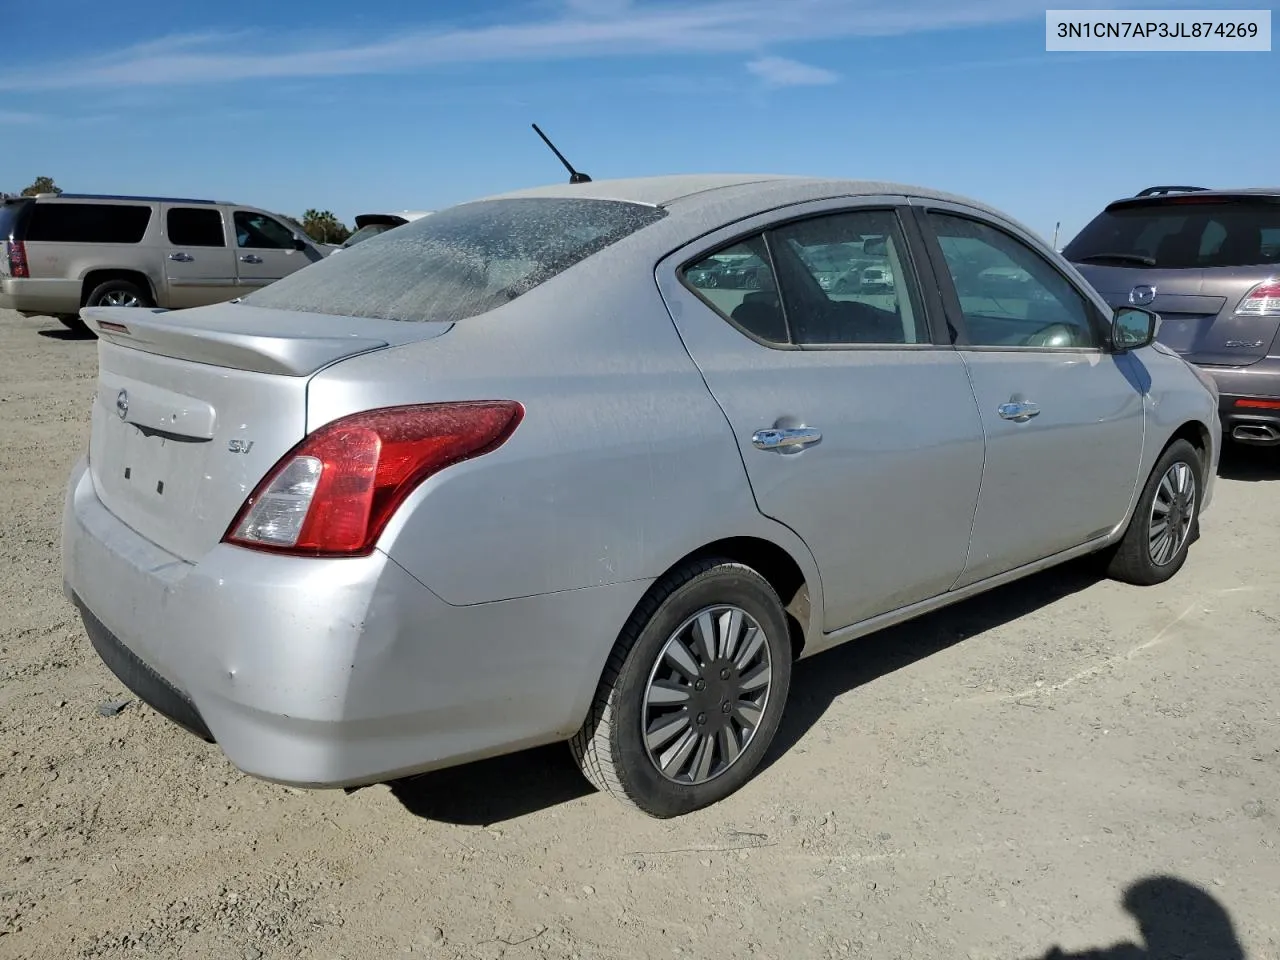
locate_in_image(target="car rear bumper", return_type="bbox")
[61,457,647,788]
[1199,358,1280,445]
[1218,396,1280,444]
[0,277,81,316]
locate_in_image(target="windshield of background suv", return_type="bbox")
[1065,198,1280,269]
[341,223,400,248]
[245,197,667,322]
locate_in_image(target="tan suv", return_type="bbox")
[0,193,333,331]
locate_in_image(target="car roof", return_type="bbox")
[31,192,232,205]
[481,173,1007,219]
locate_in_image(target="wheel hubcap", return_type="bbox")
[1148,460,1196,567]
[99,291,140,307]
[642,605,773,786]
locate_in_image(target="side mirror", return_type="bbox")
[1112,306,1158,351]
[293,236,309,251]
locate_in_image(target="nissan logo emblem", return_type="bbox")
[1129,284,1157,307]
[116,389,129,420]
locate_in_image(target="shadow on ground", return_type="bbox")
[1218,443,1280,482]
[1027,875,1245,959]
[761,556,1102,773]
[390,557,1103,825]
[36,326,94,341]
[389,744,590,825]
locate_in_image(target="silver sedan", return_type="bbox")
[62,175,1220,817]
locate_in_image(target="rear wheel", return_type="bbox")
[570,559,792,818]
[1104,439,1202,585]
[85,279,152,310]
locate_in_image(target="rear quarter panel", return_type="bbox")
[304,245,823,616]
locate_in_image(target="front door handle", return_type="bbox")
[998,401,1041,422]
[239,254,264,264]
[168,252,194,263]
[752,427,822,450]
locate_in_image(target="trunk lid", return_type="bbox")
[82,303,452,562]
[1074,263,1279,365]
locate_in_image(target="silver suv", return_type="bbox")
[0,193,332,332]
[1066,186,1280,446]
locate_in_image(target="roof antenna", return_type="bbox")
[531,123,592,184]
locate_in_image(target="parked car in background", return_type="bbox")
[1065,186,1280,446]
[336,211,433,251]
[0,193,331,331]
[63,174,1219,819]
[857,264,894,292]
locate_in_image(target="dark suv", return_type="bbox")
[1065,186,1280,446]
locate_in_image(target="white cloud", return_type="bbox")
[747,55,839,87]
[0,0,1084,91]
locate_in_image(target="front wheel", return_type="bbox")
[570,559,793,818]
[1104,438,1202,585]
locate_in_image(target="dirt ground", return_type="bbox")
[1,308,1278,960]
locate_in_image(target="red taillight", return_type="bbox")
[224,401,524,557]
[1235,398,1280,410]
[1236,279,1280,317]
[5,240,29,278]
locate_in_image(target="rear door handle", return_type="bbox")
[168,252,194,262]
[752,427,822,450]
[239,254,263,264]
[998,401,1040,422]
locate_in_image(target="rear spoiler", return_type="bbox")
[80,306,394,377]
[353,214,409,230]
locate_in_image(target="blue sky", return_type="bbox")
[1,0,1275,244]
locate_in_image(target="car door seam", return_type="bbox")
[950,350,989,591]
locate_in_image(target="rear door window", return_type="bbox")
[244,198,667,323]
[680,208,929,347]
[771,210,927,345]
[684,237,786,344]
[1065,199,1280,268]
[25,203,152,244]
[167,208,227,247]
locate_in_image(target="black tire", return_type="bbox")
[1104,439,1203,586]
[570,559,793,818]
[84,279,152,310]
[57,314,90,334]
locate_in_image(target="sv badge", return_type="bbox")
[227,439,254,454]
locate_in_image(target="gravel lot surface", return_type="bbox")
[1,309,1278,960]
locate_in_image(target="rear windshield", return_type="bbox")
[26,202,153,244]
[244,197,667,322]
[1065,199,1280,269]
